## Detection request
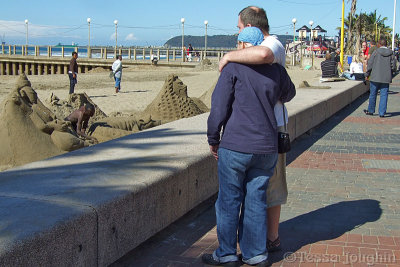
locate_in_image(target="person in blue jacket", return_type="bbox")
[203,27,296,266]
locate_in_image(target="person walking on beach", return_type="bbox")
[112,55,122,93]
[218,5,289,253]
[65,103,98,143]
[68,52,78,94]
[203,27,296,266]
[364,37,396,118]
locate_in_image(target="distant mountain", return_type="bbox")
[164,34,293,49]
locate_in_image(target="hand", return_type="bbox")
[73,73,76,79]
[218,54,229,72]
[209,145,219,161]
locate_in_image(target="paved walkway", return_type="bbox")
[111,77,400,267]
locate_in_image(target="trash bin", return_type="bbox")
[347,56,352,65]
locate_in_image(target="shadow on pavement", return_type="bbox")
[269,199,382,264]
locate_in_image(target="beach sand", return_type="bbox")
[0,59,323,170]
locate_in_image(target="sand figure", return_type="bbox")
[88,115,161,143]
[142,74,205,123]
[0,74,90,171]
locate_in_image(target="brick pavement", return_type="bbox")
[111,78,400,267]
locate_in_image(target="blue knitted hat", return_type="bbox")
[237,27,264,46]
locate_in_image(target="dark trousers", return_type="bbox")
[68,73,77,94]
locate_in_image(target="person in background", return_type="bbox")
[187,44,193,62]
[65,103,98,143]
[361,41,369,72]
[321,53,338,78]
[112,55,122,93]
[203,26,296,267]
[367,40,377,60]
[364,37,396,118]
[68,52,78,94]
[342,54,364,80]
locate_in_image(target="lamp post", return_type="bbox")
[340,0,345,71]
[393,0,397,50]
[87,18,91,58]
[114,19,118,58]
[24,19,28,55]
[292,18,297,66]
[181,18,185,62]
[309,20,314,67]
[204,20,208,59]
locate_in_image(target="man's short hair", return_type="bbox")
[325,53,332,60]
[85,103,95,112]
[72,51,77,56]
[379,37,387,47]
[370,40,376,45]
[239,6,269,34]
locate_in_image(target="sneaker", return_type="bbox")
[201,254,239,266]
[363,109,373,116]
[267,236,281,252]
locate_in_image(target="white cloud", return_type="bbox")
[125,33,137,41]
[110,33,116,40]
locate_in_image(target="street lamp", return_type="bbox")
[87,18,91,58]
[114,19,118,58]
[292,18,297,65]
[181,18,185,62]
[204,20,208,59]
[392,0,397,50]
[309,20,314,67]
[24,19,28,55]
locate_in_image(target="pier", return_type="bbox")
[0,44,228,75]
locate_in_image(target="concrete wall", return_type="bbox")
[0,80,368,266]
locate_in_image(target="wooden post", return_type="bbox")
[166,49,170,62]
[62,46,65,58]
[12,63,17,75]
[104,48,107,59]
[142,48,145,61]
[19,63,23,75]
[6,62,10,75]
[128,47,131,59]
[173,49,176,61]
[133,48,137,60]
[31,63,36,75]
[0,62,5,75]
[157,49,160,61]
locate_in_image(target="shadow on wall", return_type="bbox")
[269,199,382,264]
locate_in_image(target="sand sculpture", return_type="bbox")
[142,74,207,123]
[0,73,210,171]
[0,74,91,170]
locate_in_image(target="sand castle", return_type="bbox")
[143,74,207,123]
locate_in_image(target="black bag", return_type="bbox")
[278,104,291,154]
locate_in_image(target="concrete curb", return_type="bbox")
[0,80,369,266]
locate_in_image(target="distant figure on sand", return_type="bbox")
[68,52,78,94]
[151,53,158,65]
[112,55,123,93]
[65,103,98,142]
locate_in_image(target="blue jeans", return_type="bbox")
[114,76,121,90]
[368,81,389,116]
[68,73,77,94]
[214,148,277,265]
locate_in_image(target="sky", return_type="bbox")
[0,0,399,47]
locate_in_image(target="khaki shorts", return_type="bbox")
[266,131,288,207]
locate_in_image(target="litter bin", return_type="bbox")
[347,56,352,65]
